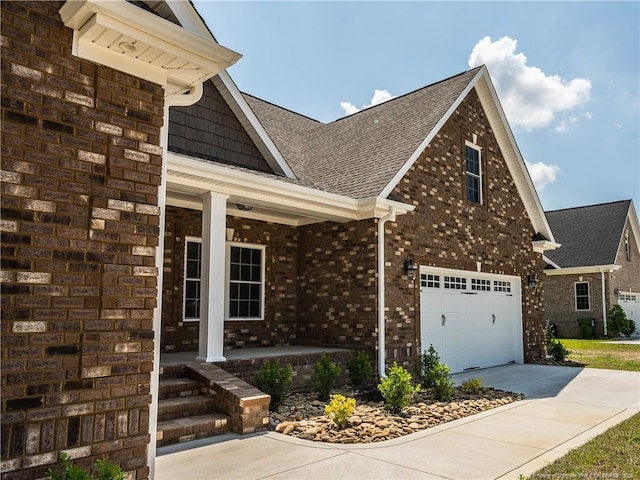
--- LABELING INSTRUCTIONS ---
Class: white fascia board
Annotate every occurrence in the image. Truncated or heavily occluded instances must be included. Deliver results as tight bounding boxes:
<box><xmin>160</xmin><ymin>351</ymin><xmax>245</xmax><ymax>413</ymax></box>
<box><xmin>542</xmin><ymin>255</ymin><xmax>561</xmax><ymax>269</ymax></box>
<box><xmin>166</xmin><ymin>0</ymin><xmax>215</xmax><ymax>41</ymax></box>
<box><xmin>167</xmin><ymin>152</ymin><xmax>413</xmax><ymax>222</ymax></box>
<box><xmin>625</xmin><ymin>202</ymin><xmax>640</xmax><ymax>254</ymax></box>
<box><xmin>474</xmin><ymin>70</ymin><xmax>556</xmax><ymax>244</ymax></box>
<box><xmin>533</xmin><ymin>240</ymin><xmax>561</xmax><ymax>253</ymax></box>
<box><xmin>378</xmin><ymin>69</ymin><xmax>484</xmax><ymax>200</ymax></box>
<box><xmin>213</xmin><ymin>73</ymin><xmax>297</xmax><ymax>180</ymax></box>
<box><xmin>543</xmin><ymin>264</ymin><xmax>621</xmax><ymax>276</ymax></box>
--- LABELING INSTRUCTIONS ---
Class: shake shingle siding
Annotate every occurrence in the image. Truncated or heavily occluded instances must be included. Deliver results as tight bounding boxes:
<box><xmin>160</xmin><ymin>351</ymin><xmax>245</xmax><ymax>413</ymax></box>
<box><xmin>169</xmin><ymin>81</ymin><xmax>273</xmax><ymax>173</ymax></box>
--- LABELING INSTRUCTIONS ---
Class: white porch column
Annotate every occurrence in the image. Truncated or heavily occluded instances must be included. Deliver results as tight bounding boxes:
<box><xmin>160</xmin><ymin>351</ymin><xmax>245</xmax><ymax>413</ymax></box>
<box><xmin>196</xmin><ymin>191</ymin><xmax>229</xmax><ymax>362</ymax></box>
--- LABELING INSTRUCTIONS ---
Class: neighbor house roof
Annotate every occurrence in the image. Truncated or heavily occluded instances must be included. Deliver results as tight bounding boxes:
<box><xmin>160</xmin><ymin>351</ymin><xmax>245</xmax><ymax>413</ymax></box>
<box><xmin>545</xmin><ymin>200</ymin><xmax>633</xmax><ymax>268</ymax></box>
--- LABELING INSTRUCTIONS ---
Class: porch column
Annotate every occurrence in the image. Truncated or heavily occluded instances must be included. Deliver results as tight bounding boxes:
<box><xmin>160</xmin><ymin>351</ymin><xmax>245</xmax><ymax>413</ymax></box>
<box><xmin>196</xmin><ymin>191</ymin><xmax>229</xmax><ymax>362</ymax></box>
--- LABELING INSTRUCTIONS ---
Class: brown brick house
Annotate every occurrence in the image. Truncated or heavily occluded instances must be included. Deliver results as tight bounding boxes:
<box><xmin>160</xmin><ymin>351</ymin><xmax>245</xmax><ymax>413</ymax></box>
<box><xmin>543</xmin><ymin>200</ymin><xmax>640</xmax><ymax>338</ymax></box>
<box><xmin>2</xmin><ymin>0</ymin><xmax>558</xmax><ymax>478</ymax></box>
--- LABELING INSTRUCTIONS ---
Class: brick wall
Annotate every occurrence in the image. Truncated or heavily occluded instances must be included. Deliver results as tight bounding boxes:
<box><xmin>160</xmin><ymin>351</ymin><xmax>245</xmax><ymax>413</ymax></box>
<box><xmin>1</xmin><ymin>2</ymin><xmax>163</xmax><ymax>478</ymax></box>
<box><xmin>296</xmin><ymin>220</ymin><xmax>379</xmax><ymax>352</ymax></box>
<box><xmin>610</xmin><ymin>217</ymin><xmax>640</xmax><ymax>296</ymax></box>
<box><xmin>160</xmin><ymin>208</ymin><xmax>299</xmax><ymax>352</ymax></box>
<box><xmin>387</xmin><ymin>88</ymin><xmax>546</xmax><ymax>367</ymax></box>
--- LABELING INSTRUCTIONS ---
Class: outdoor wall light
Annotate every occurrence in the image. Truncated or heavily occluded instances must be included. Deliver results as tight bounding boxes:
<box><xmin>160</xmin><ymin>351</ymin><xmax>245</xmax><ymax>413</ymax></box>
<box><xmin>527</xmin><ymin>273</ymin><xmax>538</xmax><ymax>289</ymax></box>
<box><xmin>236</xmin><ymin>204</ymin><xmax>253</xmax><ymax>211</ymax></box>
<box><xmin>404</xmin><ymin>255</ymin><xmax>418</xmax><ymax>280</ymax></box>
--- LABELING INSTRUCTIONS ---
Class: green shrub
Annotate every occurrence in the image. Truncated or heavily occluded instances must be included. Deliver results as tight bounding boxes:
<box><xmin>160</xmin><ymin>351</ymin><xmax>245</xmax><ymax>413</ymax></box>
<box><xmin>430</xmin><ymin>363</ymin><xmax>455</xmax><ymax>401</ymax></box>
<box><xmin>416</xmin><ymin>344</ymin><xmax>442</xmax><ymax>388</ymax></box>
<box><xmin>543</xmin><ymin>320</ymin><xmax>556</xmax><ymax>349</ymax></box>
<box><xmin>46</xmin><ymin>453</ymin><xmax>125</xmax><ymax>480</ymax></box>
<box><xmin>378</xmin><ymin>362</ymin><xmax>417</xmax><ymax>413</ymax></box>
<box><xmin>324</xmin><ymin>394</ymin><xmax>356</xmax><ymax>429</ymax></box>
<box><xmin>313</xmin><ymin>353</ymin><xmax>341</xmax><ymax>401</ymax></box>
<box><xmin>609</xmin><ymin>304</ymin><xmax>636</xmax><ymax>337</ymax></box>
<box><xmin>548</xmin><ymin>338</ymin><xmax>571</xmax><ymax>361</ymax></box>
<box><xmin>460</xmin><ymin>377</ymin><xmax>484</xmax><ymax>395</ymax></box>
<box><xmin>254</xmin><ymin>360</ymin><xmax>293</xmax><ymax>410</ymax></box>
<box><xmin>346</xmin><ymin>350</ymin><xmax>373</xmax><ymax>387</ymax></box>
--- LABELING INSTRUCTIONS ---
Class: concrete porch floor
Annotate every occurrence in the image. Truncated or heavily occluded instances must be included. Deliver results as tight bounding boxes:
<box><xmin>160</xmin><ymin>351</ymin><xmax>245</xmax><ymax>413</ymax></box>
<box><xmin>160</xmin><ymin>345</ymin><xmax>350</xmax><ymax>366</ymax></box>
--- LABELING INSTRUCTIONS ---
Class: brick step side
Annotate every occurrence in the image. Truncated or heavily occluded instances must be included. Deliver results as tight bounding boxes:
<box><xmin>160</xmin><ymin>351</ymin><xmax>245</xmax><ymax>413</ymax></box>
<box><xmin>158</xmin><ymin>395</ymin><xmax>216</xmax><ymax>422</ymax></box>
<box><xmin>157</xmin><ymin>413</ymin><xmax>229</xmax><ymax>447</ymax></box>
<box><xmin>159</xmin><ymin>377</ymin><xmax>202</xmax><ymax>400</ymax></box>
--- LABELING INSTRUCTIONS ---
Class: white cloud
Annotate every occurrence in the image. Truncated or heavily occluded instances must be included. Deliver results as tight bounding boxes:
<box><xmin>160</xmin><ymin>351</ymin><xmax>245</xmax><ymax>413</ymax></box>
<box><xmin>469</xmin><ymin>36</ymin><xmax>591</xmax><ymax>131</ymax></box>
<box><xmin>526</xmin><ymin>161</ymin><xmax>561</xmax><ymax>190</ymax></box>
<box><xmin>341</xmin><ymin>89</ymin><xmax>394</xmax><ymax>116</ymax></box>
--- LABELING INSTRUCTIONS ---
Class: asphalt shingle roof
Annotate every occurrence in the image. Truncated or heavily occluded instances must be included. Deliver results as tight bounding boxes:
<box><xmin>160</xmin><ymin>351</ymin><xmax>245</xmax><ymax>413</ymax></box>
<box><xmin>545</xmin><ymin>200</ymin><xmax>631</xmax><ymax>268</ymax></box>
<box><xmin>243</xmin><ymin>67</ymin><xmax>481</xmax><ymax>199</ymax></box>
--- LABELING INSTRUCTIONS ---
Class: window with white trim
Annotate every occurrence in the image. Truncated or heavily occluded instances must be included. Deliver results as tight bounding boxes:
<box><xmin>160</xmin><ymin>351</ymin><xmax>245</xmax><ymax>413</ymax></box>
<box><xmin>494</xmin><ymin>280</ymin><xmax>511</xmax><ymax>293</ymax></box>
<box><xmin>625</xmin><ymin>230</ymin><xmax>630</xmax><ymax>262</ymax></box>
<box><xmin>575</xmin><ymin>282</ymin><xmax>590</xmax><ymax>311</ymax></box>
<box><xmin>444</xmin><ymin>276</ymin><xmax>467</xmax><ymax>290</ymax></box>
<box><xmin>420</xmin><ymin>274</ymin><xmax>440</xmax><ymax>288</ymax></box>
<box><xmin>471</xmin><ymin>278</ymin><xmax>491</xmax><ymax>291</ymax></box>
<box><xmin>183</xmin><ymin>237</ymin><xmax>202</xmax><ymax>321</ymax></box>
<box><xmin>465</xmin><ymin>143</ymin><xmax>482</xmax><ymax>204</ymax></box>
<box><xmin>226</xmin><ymin>243</ymin><xmax>265</xmax><ymax>320</ymax></box>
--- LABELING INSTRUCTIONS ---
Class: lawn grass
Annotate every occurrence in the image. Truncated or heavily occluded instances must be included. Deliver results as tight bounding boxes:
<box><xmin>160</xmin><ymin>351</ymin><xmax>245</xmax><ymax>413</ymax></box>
<box><xmin>559</xmin><ymin>339</ymin><xmax>640</xmax><ymax>372</ymax></box>
<box><xmin>528</xmin><ymin>411</ymin><xmax>640</xmax><ymax>480</ymax></box>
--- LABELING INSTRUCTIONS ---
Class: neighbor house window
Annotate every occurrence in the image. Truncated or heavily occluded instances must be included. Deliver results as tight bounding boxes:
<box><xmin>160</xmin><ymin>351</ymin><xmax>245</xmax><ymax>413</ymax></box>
<box><xmin>575</xmin><ymin>282</ymin><xmax>590</xmax><ymax>311</ymax></box>
<box><xmin>226</xmin><ymin>243</ymin><xmax>265</xmax><ymax>320</ymax></box>
<box><xmin>625</xmin><ymin>230</ymin><xmax>630</xmax><ymax>262</ymax></box>
<box><xmin>184</xmin><ymin>237</ymin><xmax>202</xmax><ymax>321</ymax></box>
<box><xmin>465</xmin><ymin>143</ymin><xmax>482</xmax><ymax>204</ymax></box>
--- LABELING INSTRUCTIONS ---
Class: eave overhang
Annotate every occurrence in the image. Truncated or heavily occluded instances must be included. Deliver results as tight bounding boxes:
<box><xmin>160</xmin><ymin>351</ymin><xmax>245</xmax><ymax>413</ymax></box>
<box><xmin>59</xmin><ymin>0</ymin><xmax>241</xmax><ymax>96</ymax></box>
<box><xmin>543</xmin><ymin>264</ymin><xmax>621</xmax><ymax>276</ymax></box>
<box><xmin>533</xmin><ymin>240</ymin><xmax>561</xmax><ymax>253</ymax></box>
<box><xmin>166</xmin><ymin>153</ymin><xmax>415</xmax><ymax>226</ymax></box>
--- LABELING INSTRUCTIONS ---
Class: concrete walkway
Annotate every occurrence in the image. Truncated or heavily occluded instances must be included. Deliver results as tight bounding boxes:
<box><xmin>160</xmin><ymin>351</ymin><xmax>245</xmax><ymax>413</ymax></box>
<box><xmin>155</xmin><ymin>364</ymin><xmax>639</xmax><ymax>480</ymax></box>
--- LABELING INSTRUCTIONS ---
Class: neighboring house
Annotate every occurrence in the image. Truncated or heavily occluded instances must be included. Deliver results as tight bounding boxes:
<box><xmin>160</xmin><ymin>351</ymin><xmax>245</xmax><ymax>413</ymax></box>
<box><xmin>544</xmin><ymin>200</ymin><xmax>640</xmax><ymax>337</ymax></box>
<box><xmin>1</xmin><ymin>1</ymin><xmax>558</xmax><ymax>479</ymax></box>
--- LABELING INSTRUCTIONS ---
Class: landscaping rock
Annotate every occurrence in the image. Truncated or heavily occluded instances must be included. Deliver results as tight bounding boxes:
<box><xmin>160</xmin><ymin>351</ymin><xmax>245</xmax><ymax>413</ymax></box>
<box><xmin>269</xmin><ymin>386</ymin><xmax>524</xmax><ymax>444</ymax></box>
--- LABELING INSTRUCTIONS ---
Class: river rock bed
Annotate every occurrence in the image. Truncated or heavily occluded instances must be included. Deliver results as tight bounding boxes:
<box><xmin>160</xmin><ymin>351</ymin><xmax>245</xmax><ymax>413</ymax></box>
<box><xmin>270</xmin><ymin>387</ymin><xmax>524</xmax><ymax>444</ymax></box>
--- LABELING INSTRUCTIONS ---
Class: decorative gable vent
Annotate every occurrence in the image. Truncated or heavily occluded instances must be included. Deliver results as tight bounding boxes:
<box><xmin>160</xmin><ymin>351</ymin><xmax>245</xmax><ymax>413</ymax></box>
<box><xmin>59</xmin><ymin>0</ymin><xmax>241</xmax><ymax>96</ymax></box>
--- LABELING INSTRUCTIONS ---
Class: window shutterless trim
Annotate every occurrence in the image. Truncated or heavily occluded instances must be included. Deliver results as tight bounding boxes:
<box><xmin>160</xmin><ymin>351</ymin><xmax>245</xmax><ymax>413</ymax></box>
<box><xmin>225</xmin><ymin>242</ymin><xmax>266</xmax><ymax>321</ymax></box>
<box><xmin>465</xmin><ymin>140</ymin><xmax>483</xmax><ymax>205</ymax></box>
<box><xmin>574</xmin><ymin>281</ymin><xmax>590</xmax><ymax>311</ymax></box>
<box><xmin>183</xmin><ymin>236</ymin><xmax>202</xmax><ymax>322</ymax></box>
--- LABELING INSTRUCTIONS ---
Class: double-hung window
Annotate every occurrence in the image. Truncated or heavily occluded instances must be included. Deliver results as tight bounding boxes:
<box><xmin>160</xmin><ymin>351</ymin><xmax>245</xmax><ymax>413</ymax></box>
<box><xmin>465</xmin><ymin>143</ymin><xmax>482</xmax><ymax>204</ymax></box>
<box><xmin>184</xmin><ymin>237</ymin><xmax>202</xmax><ymax>321</ymax></box>
<box><xmin>226</xmin><ymin>243</ymin><xmax>265</xmax><ymax>320</ymax></box>
<box><xmin>575</xmin><ymin>282</ymin><xmax>590</xmax><ymax>311</ymax></box>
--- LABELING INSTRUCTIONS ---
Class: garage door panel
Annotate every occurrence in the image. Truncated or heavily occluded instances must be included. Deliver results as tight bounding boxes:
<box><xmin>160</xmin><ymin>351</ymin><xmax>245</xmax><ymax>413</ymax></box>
<box><xmin>420</xmin><ymin>268</ymin><xmax>523</xmax><ymax>373</ymax></box>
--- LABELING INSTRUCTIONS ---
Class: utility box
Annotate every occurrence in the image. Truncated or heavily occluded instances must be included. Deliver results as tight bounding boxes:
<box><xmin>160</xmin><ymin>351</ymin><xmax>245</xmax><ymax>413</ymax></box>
<box><xmin>578</xmin><ymin>318</ymin><xmax>595</xmax><ymax>339</ymax></box>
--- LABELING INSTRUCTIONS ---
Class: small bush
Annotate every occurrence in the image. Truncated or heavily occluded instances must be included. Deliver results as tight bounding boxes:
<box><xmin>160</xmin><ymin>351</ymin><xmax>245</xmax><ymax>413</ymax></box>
<box><xmin>430</xmin><ymin>363</ymin><xmax>455</xmax><ymax>401</ymax></box>
<box><xmin>548</xmin><ymin>338</ymin><xmax>571</xmax><ymax>361</ymax></box>
<box><xmin>543</xmin><ymin>320</ymin><xmax>556</xmax><ymax>349</ymax></box>
<box><xmin>622</xmin><ymin>319</ymin><xmax>637</xmax><ymax>337</ymax></box>
<box><xmin>460</xmin><ymin>377</ymin><xmax>484</xmax><ymax>395</ymax></box>
<box><xmin>254</xmin><ymin>360</ymin><xmax>293</xmax><ymax>410</ymax></box>
<box><xmin>346</xmin><ymin>350</ymin><xmax>373</xmax><ymax>387</ymax></box>
<box><xmin>416</xmin><ymin>344</ymin><xmax>440</xmax><ymax>388</ymax></box>
<box><xmin>313</xmin><ymin>353</ymin><xmax>341</xmax><ymax>401</ymax></box>
<box><xmin>46</xmin><ymin>453</ymin><xmax>125</xmax><ymax>480</ymax></box>
<box><xmin>324</xmin><ymin>394</ymin><xmax>356</xmax><ymax>429</ymax></box>
<box><xmin>378</xmin><ymin>362</ymin><xmax>418</xmax><ymax>413</ymax></box>
<box><xmin>608</xmin><ymin>304</ymin><xmax>636</xmax><ymax>337</ymax></box>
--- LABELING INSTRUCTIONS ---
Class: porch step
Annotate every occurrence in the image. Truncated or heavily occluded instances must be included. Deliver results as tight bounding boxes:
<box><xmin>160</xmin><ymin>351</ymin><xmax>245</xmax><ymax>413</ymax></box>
<box><xmin>158</xmin><ymin>395</ymin><xmax>216</xmax><ymax>421</ymax></box>
<box><xmin>156</xmin><ymin>413</ymin><xmax>229</xmax><ymax>447</ymax></box>
<box><xmin>158</xmin><ymin>377</ymin><xmax>202</xmax><ymax>400</ymax></box>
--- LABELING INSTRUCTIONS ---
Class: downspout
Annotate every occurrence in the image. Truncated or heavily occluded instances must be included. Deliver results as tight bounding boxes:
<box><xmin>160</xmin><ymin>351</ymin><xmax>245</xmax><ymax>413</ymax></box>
<box><xmin>600</xmin><ymin>268</ymin><xmax>608</xmax><ymax>337</ymax></box>
<box><xmin>377</xmin><ymin>207</ymin><xmax>397</xmax><ymax>378</ymax></box>
<box><xmin>149</xmin><ymin>83</ymin><xmax>204</xmax><ymax>479</ymax></box>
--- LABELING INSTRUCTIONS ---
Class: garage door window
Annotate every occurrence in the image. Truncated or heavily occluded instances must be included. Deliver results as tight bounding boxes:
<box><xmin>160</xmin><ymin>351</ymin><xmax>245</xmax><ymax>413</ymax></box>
<box><xmin>471</xmin><ymin>278</ymin><xmax>491</xmax><ymax>291</ymax></box>
<box><xmin>444</xmin><ymin>276</ymin><xmax>466</xmax><ymax>290</ymax></box>
<box><xmin>421</xmin><ymin>274</ymin><xmax>440</xmax><ymax>288</ymax></box>
<box><xmin>575</xmin><ymin>282</ymin><xmax>590</xmax><ymax>311</ymax></box>
<box><xmin>494</xmin><ymin>280</ymin><xmax>511</xmax><ymax>293</ymax></box>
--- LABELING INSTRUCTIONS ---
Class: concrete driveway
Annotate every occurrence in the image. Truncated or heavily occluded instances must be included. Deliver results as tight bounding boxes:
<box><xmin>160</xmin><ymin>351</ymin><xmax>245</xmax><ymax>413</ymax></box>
<box><xmin>155</xmin><ymin>364</ymin><xmax>639</xmax><ymax>480</ymax></box>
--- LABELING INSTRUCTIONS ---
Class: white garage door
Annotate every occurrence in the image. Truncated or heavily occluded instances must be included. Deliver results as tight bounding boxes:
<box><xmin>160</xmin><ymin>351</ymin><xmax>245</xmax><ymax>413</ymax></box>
<box><xmin>618</xmin><ymin>294</ymin><xmax>640</xmax><ymax>335</ymax></box>
<box><xmin>420</xmin><ymin>267</ymin><xmax>524</xmax><ymax>373</ymax></box>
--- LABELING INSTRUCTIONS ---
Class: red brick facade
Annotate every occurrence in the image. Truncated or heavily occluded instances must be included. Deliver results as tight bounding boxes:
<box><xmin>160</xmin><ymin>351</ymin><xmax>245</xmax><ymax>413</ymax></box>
<box><xmin>1</xmin><ymin>2</ymin><xmax>162</xmax><ymax>477</ymax></box>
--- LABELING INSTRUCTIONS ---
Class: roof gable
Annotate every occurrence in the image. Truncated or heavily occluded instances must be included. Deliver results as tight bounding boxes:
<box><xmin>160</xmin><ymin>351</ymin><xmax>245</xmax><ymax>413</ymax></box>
<box><xmin>545</xmin><ymin>200</ymin><xmax>633</xmax><ymax>268</ymax></box>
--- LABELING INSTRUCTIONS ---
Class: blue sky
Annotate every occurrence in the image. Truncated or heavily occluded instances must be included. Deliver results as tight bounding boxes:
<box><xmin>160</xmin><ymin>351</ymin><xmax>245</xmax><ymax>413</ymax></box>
<box><xmin>193</xmin><ymin>1</ymin><xmax>639</xmax><ymax>212</ymax></box>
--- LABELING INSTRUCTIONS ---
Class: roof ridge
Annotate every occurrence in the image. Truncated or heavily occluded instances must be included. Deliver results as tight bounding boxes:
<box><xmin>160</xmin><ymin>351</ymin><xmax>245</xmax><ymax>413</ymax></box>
<box><xmin>545</xmin><ymin>199</ymin><xmax>631</xmax><ymax>214</ymax></box>
<box><xmin>241</xmin><ymin>92</ymin><xmax>324</xmax><ymax>124</ymax></box>
<box><xmin>327</xmin><ymin>66</ymin><xmax>483</xmax><ymax>125</ymax></box>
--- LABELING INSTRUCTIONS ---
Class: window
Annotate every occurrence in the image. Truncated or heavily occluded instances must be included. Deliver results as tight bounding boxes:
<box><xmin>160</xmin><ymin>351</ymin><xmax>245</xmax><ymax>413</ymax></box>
<box><xmin>465</xmin><ymin>144</ymin><xmax>482</xmax><ymax>204</ymax></box>
<box><xmin>420</xmin><ymin>274</ymin><xmax>440</xmax><ymax>288</ymax></box>
<box><xmin>575</xmin><ymin>282</ymin><xmax>590</xmax><ymax>311</ymax></box>
<box><xmin>625</xmin><ymin>230</ymin><xmax>630</xmax><ymax>262</ymax></box>
<box><xmin>227</xmin><ymin>243</ymin><xmax>265</xmax><ymax>320</ymax></box>
<box><xmin>471</xmin><ymin>278</ymin><xmax>491</xmax><ymax>291</ymax></box>
<box><xmin>444</xmin><ymin>276</ymin><xmax>466</xmax><ymax>290</ymax></box>
<box><xmin>493</xmin><ymin>280</ymin><xmax>512</xmax><ymax>293</ymax></box>
<box><xmin>184</xmin><ymin>237</ymin><xmax>202</xmax><ymax>321</ymax></box>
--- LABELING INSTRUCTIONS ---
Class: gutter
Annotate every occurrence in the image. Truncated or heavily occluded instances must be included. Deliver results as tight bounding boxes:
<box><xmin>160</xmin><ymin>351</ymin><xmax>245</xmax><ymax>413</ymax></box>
<box><xmin>600</xmin><ymin>268</ymin><xmax>608</xmax><ymax>337</ymax></box>
<box><xmin>377</xmin><ymin>207</ymin><xmax>397</xmax><ymax>378</ymax></box>
<box><xmin>149</xmin><ymin>83</ymin><xmax>204</xmax><ymax>479</ymax></box>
